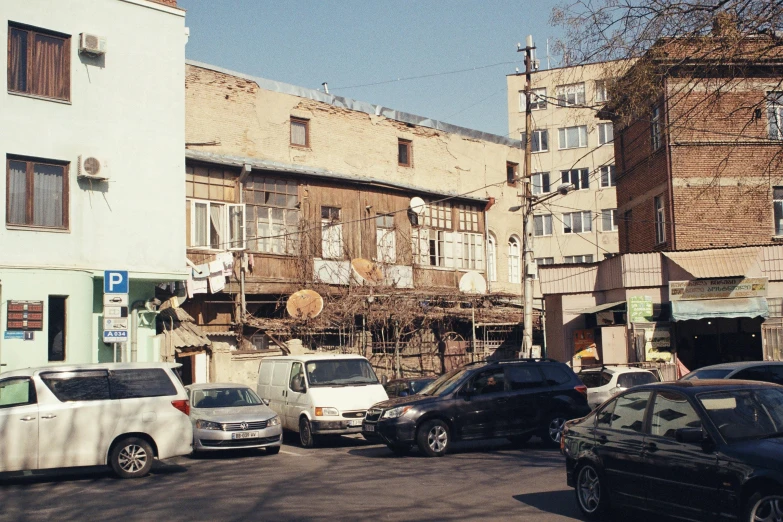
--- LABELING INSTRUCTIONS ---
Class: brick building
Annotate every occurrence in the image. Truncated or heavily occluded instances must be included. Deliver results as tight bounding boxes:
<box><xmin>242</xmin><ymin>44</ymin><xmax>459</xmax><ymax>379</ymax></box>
<box><xmin>605</xmin><ymin>34</ymin><xmax>783</xmax><ymax>253</ymax></box>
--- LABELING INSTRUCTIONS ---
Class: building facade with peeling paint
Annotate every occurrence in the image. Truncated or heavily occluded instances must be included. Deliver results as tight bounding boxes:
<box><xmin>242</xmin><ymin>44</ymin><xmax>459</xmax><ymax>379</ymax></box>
<box><xmin>175</xmin><ymin>62</ymin><xmax>535</xmax><ymax>382</ymax></box>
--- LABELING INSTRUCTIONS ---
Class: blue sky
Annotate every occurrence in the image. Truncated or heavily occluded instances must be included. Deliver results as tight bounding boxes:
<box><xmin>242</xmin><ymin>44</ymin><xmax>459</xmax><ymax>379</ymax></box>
<box><xmin>178</xmin><ymin>1</ymin><xmax>564</xmax><ymax>137</ymax></box>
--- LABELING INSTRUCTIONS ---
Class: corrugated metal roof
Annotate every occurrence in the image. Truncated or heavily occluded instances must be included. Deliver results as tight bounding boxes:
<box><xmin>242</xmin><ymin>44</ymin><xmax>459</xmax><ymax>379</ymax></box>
<box><xmin>185</xmin><ymin>150</ymin><xmax>488</xmax><ymax>205</ymax></box>
<box><xmin>663</xmin><ymin>247</ymin><xmax>762</xmax><ymax>278</ymax></box>
<box><xmin>158</xmin><ymin>308</ymin><xmax>211</xmax><ymax>350</ymax></box>
<box><xmin>539</xmin><ymin>264</ymin><xmax>599</xmax><ymax>295</ymax></box>
<box><xmin>761</xmin><ymin>244</ymin><xmax>783</xmax><ymax>280</ymax></box>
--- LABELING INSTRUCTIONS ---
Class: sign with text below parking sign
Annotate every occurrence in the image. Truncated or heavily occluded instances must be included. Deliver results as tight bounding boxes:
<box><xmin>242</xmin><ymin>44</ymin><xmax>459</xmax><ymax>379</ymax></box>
<box><xmin>104</xmin><ymin>270</ymin><xmax>129</xmax><ymax>294</ymax></box>
<box><xmin>103</xmin><ymin>330</ymin><xmax>128</xmax><ymax>342</ymax></box>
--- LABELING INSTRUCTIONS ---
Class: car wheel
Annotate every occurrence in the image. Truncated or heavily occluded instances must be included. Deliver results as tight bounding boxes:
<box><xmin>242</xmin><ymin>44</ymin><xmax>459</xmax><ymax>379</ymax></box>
<box><xmin>508</xmin><ymin>434</ymin><xmax>533</xmax><ymax>446</ymax></box>
<box><xmin>417</xmin><ymin>419</ymin><xmax>449</xmax><ymax>457</ymax></box>
<box><xmin>299</xmin><ymin>417</ymin><xmax>316</xmax><ymax>448</ymax></box>
<box><xmin>266</xmin><ymin>446</ymin><xmax>281</xmax><ymax>455</ymax></box>
<box><xmin>745</xmin><ymin>489</ymin><xmax>783</xmax><ymax>522</ymax></box>
<box><xmin>541</xmin><ymin>413</ymin><xmax>568</xmax><ymax>448</ymax></box>
<box><xmin>388</xmin><ymin>444</ymin><xmax>411</xmax><ymax>457</ymax></box>
<box><xmin>575</xmin><ymin>463</ymin><xmax>609</xmax><ymax>520</ymax></box>
<box><xmin>110</xmin><ymin>436</ymin><xmax>154</xmax><ymax>479</ymax></box>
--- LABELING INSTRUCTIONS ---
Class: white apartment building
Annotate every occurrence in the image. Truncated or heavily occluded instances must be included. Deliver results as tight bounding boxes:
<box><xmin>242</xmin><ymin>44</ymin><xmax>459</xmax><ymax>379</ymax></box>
<box><xmin>0</xmin><ymin>0</ymin><xmax>188</xmax><ymax>371</ymax></box>
<box><xmin>507</xmin><ymin>62</ymin><xmax>623</xmax><ymax>295</ymax></box>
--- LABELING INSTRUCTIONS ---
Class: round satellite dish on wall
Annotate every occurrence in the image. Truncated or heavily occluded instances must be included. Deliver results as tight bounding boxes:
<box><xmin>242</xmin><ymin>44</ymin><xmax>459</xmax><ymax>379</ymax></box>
<box><xmin>286</xmin><ymin>289</ymin><xmax>324</xmax><ymax>319</ymax></box>
<box><xmin>459</xmin><ymin>271</ymin><xmax>487</xmax><ymax>295</ymax></box>
<box><xmin>409</xmin><ymin>196</ymin><xmax>426</xmax><ymax>216</ymax></box>
<box><xmin>351</xmin><ymin>258</ymin><xmax>384</xmax><ymax>285</ymax></box>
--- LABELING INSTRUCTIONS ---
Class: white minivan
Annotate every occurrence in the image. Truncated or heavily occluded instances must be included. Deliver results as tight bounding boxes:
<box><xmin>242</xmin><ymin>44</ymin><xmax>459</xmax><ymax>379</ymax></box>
<box><xmin>256</xmin><ymin>354</ymin><xmax>387</xmax><ymax>447</ymax></box>
<box><xmin>0</xmin><ymin>362</ymin><xmax>193</xmax><ymax>478</ymax></box>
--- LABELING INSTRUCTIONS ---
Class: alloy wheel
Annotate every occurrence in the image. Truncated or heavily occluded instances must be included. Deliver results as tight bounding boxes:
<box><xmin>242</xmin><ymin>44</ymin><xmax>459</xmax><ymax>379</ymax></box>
<box><xmin>577</xmin><ymin>466</ymin><xmax>601</xmax><ymax>513</ymax></box>
<box><xmin>752</xmin><ymin>495</ymin><xmax>783</xmax><ymax>522</ymax></box>
<box><xmin>118</xmin><ymin>444</ymin><xmax>148</xmax><ymax>474</ymax></box>
<box><xmin>427</xmin><ymin>425</ymin><xmax>448</xmax><ymax>452</ymax></box>
<box><xmin>548</xmin><ymin>417</ymin><xmax>566</xmax><ymax>444</ymax></box>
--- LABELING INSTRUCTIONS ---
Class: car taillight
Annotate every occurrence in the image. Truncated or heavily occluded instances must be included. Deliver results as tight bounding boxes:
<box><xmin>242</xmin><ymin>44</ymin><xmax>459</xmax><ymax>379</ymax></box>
<box><xmin>574</xmin><ymin>384</ymin><xmax>588</xmax><ymax>398</ymax></box>
<box><xmin>171</xmin><ymin>399</ymin><xmax>190</xmax><ymax>416</ymax></box>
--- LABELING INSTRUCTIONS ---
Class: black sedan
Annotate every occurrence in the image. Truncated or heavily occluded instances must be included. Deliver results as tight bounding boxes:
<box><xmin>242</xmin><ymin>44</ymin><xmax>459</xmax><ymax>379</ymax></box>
<box><xmin>561</xmin><ymin>380</ymin><xmax>783</xmax><ymax>521</ymax></box>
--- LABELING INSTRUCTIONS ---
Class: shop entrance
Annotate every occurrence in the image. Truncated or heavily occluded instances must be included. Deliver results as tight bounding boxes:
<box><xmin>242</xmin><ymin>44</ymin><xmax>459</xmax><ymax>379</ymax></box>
<box><xmin>675</xmin><ymin>317</ymin><xmax>763</xmax><ymax>370</ymax></box>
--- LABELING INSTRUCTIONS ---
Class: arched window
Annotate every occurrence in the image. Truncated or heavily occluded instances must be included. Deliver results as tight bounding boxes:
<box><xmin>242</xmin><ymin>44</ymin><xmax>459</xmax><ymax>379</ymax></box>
<box><xmin>508</xmin><ymin>236</ymin><xmax>520</xmax><ymax>284</ymax></box>
<box><xmin>487</xmin><ymin>233</ymin><xmax>497</xmax><ymax>282</ymax></box>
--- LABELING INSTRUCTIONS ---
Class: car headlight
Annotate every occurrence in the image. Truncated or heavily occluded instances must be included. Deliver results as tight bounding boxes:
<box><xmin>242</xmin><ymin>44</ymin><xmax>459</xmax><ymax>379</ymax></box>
<box><xmin>195</xmin><ymin>419</ymin><xmax>223</xmax><ymax>430</ymax></box>
<box><xmin>267</xmin><ymin>415</ymin><xmax>280</xmax><ymax>426</ymax></box>
<box><xmin>382</xmin><ymin>406</ymin><xmax>412</xmax><ymax>419</ymax></box>
<box><xmin>315</xmin><ymin>407</ymin><xmax>339</xmax><ymax>416</ymax></box>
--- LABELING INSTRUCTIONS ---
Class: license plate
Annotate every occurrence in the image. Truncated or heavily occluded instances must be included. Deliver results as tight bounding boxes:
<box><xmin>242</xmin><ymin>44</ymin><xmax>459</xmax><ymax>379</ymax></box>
<box><xmin>232</xmin><ymin>431</ymin><xmax>259</xmax><ymax>439</ymax></box>
<box><xmin>348</xmin><ymin>419</ymin><xmax>363</xmax><ymax>427</ymax></box>
<box><xmin>364</xmin><ymin>424</ymin><xmax>375</xmax><ymax>432</ymax></box>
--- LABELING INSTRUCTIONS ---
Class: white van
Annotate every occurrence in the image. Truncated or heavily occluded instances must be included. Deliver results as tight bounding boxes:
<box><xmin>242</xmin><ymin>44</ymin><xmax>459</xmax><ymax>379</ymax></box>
<box><xmin>256</xmin><ymin>354</ymin><xmax>387</xmax><ymax>447</ymax></box>
<box><xmin>0</xmin><ymin>362</ymin><xmax>193</xmax><ymax>478</ymax></box>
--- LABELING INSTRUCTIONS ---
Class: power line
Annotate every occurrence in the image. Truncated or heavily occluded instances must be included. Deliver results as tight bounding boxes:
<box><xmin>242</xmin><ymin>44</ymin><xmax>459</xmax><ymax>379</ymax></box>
<box><xmin>330</xmin><ymin>61</ymin><xmax>520</xmax><ymax>91</ymax></box>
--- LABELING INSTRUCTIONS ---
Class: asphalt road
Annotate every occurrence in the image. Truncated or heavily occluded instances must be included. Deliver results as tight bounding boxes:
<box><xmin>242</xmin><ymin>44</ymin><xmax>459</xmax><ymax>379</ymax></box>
<box><xmin>0</xmin><ymin>435</ymin><xmax>589</xmax><ymax>522</ymax></box>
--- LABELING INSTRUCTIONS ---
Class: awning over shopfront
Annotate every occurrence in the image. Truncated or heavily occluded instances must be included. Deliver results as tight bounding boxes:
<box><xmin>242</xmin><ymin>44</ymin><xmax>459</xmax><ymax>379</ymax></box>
<box><xmin>578</xmin><ymin>301</ymin><xmax>626</xmax><ymax>314</ymax></box>
<box><xmin>671</xmin><ymin>297</ymin><xmax>769</xmax><ymax>321</ymax></box>
<box><xmin>663</xmin><ymin>248</ymin><xmax>762</xmax><ymax>278</ymax></box>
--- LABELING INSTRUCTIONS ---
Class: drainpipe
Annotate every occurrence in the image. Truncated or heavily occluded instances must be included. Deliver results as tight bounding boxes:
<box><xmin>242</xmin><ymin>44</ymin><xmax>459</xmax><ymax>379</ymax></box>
<box><xmin>663</xmin><ymin>79</ymin><xmax>676</xmax><ymax>250</ymax></box>
<box><xmin>130</xmin><ymin>300</ymin><xmax>146</xmax><ymax>363</ymax></box>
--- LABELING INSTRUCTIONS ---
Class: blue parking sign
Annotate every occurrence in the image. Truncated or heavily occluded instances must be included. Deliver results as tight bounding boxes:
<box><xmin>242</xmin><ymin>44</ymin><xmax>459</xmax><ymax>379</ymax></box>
<box><xmin>104</xmin><ymin>271</ymin><xmax>129</xmax><ymax>294</ymax></box>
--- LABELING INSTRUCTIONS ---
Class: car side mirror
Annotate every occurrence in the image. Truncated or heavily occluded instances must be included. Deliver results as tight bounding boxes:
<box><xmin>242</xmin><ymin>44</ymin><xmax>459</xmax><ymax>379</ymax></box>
<box><xmin>381</xmin><ymin>375</ymin><xmax>388</xmax><ymax>385</ymax></box>
<box><xmin>675</xmin><ymin>427</ymin><xmax>704</xmax><ymax>444</ymax></box>
<box><xmin>292</xmin><ymin>376</ymin><xmax>306</xmax><ymax>393</ymax></box>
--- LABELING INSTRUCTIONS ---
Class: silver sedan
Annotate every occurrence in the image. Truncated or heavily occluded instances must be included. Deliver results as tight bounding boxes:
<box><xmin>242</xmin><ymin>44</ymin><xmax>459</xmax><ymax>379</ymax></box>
<box><xmin>186</xmin><ymin>383</ymin><xmax>283</xmax><ymax>453</ymax></box>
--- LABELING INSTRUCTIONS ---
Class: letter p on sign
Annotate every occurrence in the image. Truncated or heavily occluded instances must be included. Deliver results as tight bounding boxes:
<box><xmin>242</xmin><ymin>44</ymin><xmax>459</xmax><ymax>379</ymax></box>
<box><xmin>104</xmin><ymin>270</ymin><xmax>129</xmax><ymax>294</ymax></box>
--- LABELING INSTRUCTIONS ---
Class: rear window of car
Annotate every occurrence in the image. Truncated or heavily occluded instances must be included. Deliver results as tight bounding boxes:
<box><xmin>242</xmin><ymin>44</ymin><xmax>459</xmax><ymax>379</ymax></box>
<box><xmin>617</xmin><ymin>372</ymin><xmax>658</xmax><ymax>388</ymax></box>
<box><xmin>109</xmin><ymin>369</ymin><xmax>177</xmax><ymax>399</ymax></box>
<box><xmin>541</xmin><ymin>365</ymin><xmax>573</xmax><ymax>386</ymax></box>
<box><xmin>682</xmin><ymin>369</ymin><xmax>733</xmax><ymax>380</ymax></box>
<box><xmin>579</xmin><ymin>371</ymin><xmax>612</xmax><ymax>388</ymax></box>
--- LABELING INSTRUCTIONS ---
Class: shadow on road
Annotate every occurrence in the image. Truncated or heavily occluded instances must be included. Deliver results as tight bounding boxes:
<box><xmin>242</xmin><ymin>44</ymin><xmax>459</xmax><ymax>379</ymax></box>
<box><xmin>513</xmin><ymin>490</ymin><xmax>585</xmax><ymax>520</ymax></box>
<box><xmin>0</xmin><ymin>459</ymin><xmax>187</xmax><ymax>486</ymax></box>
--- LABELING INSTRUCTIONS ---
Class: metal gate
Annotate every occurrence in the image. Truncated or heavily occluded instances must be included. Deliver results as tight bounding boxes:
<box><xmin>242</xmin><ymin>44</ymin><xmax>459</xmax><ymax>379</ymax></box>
<box><xmin>763</xmin><ymin>318</ymin><xmax>783</xmax><ymax>361</ymax></box>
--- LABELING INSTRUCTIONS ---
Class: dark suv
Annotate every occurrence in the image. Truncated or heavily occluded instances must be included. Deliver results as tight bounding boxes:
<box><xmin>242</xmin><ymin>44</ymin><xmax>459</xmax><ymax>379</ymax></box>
<box><xmin>362</xmin><ymin>359</ymin><xmax>590</xmax><ymax>457</ymax></box>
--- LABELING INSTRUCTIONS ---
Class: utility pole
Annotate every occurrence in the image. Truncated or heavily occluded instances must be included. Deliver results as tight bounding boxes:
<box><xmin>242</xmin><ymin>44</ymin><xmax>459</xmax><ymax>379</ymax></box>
<box><xmin>518</xmin><ymin>35</ymin><xmax>535</xmax><ymax>358</ymax></box>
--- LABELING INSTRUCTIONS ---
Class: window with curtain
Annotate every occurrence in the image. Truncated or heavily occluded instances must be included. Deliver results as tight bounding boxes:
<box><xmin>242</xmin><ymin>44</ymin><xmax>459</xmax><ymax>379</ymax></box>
<box><xmin>487</xmin><ymin>234</ymin><xmax>497</xmax><ymax>282</ymax></box>
<box><xmin>558</xmin><ymin>126</ymin><xmax>588</xmax><ymax>149</ymax></box>
<box><xmin>291</xmin><ymin>117</ymin><xmax>309</xmax><ymax>147</ymax></box>
<box><xmin>508</xmin><ymin>236</ymin><xmax>520</xmax><ymax>284</ymax></box>
<box><xmin>7</xmin><ymin>158</ymin><xmax>67</xmax><ymax>229</ymax></box>
<box><xmin>555</xmin><ymin>83</ymin><xmax>585</xmax><ymax>106</ymax></box>
<box><xmin>8</xmin><ymin>24</ymin><xmax>70</xmax><ymax>101</ymax></box>
<box><xmin>532</xmin><ymin>172</ymin><xmax>550</xmax><ymax>195</ymax></box>
<box><xmin>600</xmin><ymin>165</ymin><xmax>616</xmax><ymax>187</ymax></box>
<box><xmin>534</xmin><ymin>214</ymin><xmax>553</xmax><ymax>236</ymax></box>
<box><xmin>563</xmin><ymin>211</ymin><xmax>593</xmax><ymax>234</ymax></box>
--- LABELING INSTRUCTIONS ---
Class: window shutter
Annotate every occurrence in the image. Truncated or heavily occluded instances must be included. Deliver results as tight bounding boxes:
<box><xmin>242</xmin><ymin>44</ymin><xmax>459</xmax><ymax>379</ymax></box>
<box><xmin>444</xmin><ymin>232</ymin><xmax>455</xmax><ymax>268</ymax></box>
<box><xmin>475</xmin><ymin>234</ymin><xmax>484</xmax><ymax>269</ymax></box>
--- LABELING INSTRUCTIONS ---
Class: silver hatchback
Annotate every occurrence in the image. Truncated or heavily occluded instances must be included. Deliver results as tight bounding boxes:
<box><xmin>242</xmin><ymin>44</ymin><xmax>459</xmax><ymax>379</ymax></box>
<box><xmin>186</xmin><ymin>383</ymin><xmax>282</xmax><ymax>453</ymax></box>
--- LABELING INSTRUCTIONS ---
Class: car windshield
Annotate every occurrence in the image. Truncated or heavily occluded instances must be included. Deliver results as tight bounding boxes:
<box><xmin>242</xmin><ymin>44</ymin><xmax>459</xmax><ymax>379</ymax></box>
<box><xmin>682</xmin><ymin>369</ymin><xmax>733</xmax><ymax>380</ymax></box>
<box><xmin>419</xmin><ymin>368</ymin><xmax>467</xmax><ymax>397</ymax></box>
<box><xmin>305</xmin><ymin>359</ymin><xmax>379</xmax><ymax>387</ymax></box>
<box><xmin>192</xmin><ymin>387</ymin><xmax>262</xmax><ymax>408</ymax></box>
<box><xmin>410</xmin><ymin>379</ymin><xmax>434</xmax><ymax>394</ymax></box>
<box><xmin>617</xmin><ymin>372</ymin><xmax>659</xmax><ymax>388</ymax></box>
<box><xmin>698</xmin><ymin>388</ymin><xmax>783</xmax><ymax>442</ymax></box>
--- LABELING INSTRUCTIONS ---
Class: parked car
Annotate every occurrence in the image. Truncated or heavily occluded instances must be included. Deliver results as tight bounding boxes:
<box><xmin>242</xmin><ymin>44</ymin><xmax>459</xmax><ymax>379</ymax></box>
<box><xmin>362</xmin><ymin>358</ymin><xmax>591</xmax><ymax>457</ymax></box>
<box><xmin>562</xmin><ymin>380</ymin><xmax>783</xmax><ymax>521</ymax></box>
<box><xmin>681</xmin><ymin>361</ymin><xmax>783</xmax><ymax>385</ymax></box>
<box><xmin>256</xmin><ymin>353</ymin><xmax>388</xmax><ymax>448</ymax></box>
<box><xmin>0</xmin><ymin>362</ymin><xmax>192</xmax><ymax>478</ymax></box>
<box><xmin>384</xmin><ymin>377</ymin><xmax>435</xmax><ymax>398</ymax></box>
<box><xmin>578</xmin><ymin>366</ymin><xmax>660</xmax><ymax>409</ymax></box>
<box><xmin>186</xmin><ymin>383</ymin><xmax>282</xmax><ymax>453</ymax></box>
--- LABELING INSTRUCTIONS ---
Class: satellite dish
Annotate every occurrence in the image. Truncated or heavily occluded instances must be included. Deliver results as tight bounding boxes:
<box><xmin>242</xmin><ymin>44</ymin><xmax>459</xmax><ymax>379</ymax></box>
<box><xmin>351</xmin><ymin>258</ymin><xmax>384</xmax><ymax>285</ymax></box>
<box><xmin>459</xmin><ymin>271</ymin><xmax>487</xmax><ymax>295</ymax></box>
<box><xmin>409</xmin><ymin>196</ymin><xmax>426</xmax><ymax>216</ymax></box>
<box><xmin>286</xmin><ymin>289</ymin><xmax>324</xmax><ymax>319</ymax></box>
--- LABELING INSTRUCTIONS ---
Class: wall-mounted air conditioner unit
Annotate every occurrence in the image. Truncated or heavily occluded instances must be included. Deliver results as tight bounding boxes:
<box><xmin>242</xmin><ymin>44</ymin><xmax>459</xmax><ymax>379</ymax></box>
<box><xmin>79</xmin><ymin>33</ymin><xmax>107</xmax><ymax>56</ymax></box>
<box><xmin>77</xmin><ymin>155</ymin><xmax>109</xmax><ymax>181</ymax></box>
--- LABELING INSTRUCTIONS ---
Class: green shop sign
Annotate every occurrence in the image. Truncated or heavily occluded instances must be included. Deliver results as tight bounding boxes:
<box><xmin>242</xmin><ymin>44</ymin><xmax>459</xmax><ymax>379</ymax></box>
<box><xmin>628</xmin><ymin>296</ymin><xmax>654</xmax><ymax>323</ymax></box>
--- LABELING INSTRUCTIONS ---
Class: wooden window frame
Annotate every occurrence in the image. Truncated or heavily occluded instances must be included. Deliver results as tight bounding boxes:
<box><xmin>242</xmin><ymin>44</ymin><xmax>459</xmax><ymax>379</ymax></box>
<box><xmin>6</xmin><ymin>156</ymin><xmax>69</xmax><ymax>231</ymax></box>
<box><xmin>398</xmin><ymin>139</ymin><xmax>412</xmax><ymax>167</ymax></box>
<box><xmin>8</xmin><ymin>22</ymin><xmax>71</xmax><ymax>102</ymax></box>
<box><xmin>506</xmin><ymin>162</ymin><xmax>518</xmax><ymax>186</ymax></box>
<box><xmin>290</xmin><ymin>117</ymin><xmax>310</xmax><ymax>148</ymax></box>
